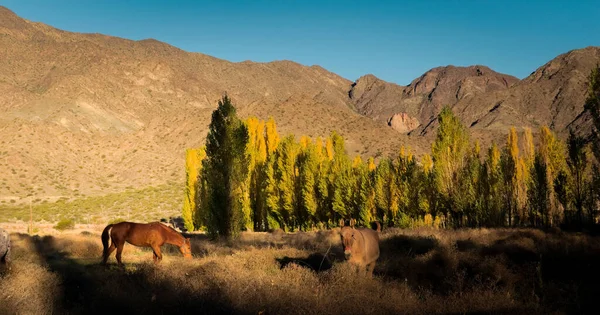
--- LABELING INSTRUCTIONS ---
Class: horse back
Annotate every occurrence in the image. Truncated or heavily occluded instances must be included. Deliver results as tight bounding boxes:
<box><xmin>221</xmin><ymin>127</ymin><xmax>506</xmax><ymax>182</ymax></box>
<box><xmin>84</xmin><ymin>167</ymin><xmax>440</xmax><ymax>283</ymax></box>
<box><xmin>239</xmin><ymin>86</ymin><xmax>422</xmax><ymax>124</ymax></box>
<box><xmin>358</xmin><ymin>228</ymin><xmax>380</xmax><ymax>264</ymax></box>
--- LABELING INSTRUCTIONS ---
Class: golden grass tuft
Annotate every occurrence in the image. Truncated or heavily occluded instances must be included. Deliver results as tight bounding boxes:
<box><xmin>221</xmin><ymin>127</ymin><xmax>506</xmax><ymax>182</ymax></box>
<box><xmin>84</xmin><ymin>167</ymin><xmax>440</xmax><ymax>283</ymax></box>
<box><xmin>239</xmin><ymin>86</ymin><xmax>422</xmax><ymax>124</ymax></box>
<box><xmin>0</xmin><ymin>262</ymin><xmax>62</xmax><ymax>315</ymax></box>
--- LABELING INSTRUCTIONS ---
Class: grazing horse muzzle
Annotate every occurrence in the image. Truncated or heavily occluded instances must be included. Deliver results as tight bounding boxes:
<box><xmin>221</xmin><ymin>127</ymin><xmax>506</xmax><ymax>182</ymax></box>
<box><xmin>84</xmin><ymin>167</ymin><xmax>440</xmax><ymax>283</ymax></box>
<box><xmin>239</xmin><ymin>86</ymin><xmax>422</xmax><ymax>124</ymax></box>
<box><xmin>180</xmin><ymin>238</ymin><xmax>192</xmax><ymax>259</ymax></box>
<box><xmin>344</xmin><ymin>247</ymin><xmax>352</xmax><ymax>259</ymax></box>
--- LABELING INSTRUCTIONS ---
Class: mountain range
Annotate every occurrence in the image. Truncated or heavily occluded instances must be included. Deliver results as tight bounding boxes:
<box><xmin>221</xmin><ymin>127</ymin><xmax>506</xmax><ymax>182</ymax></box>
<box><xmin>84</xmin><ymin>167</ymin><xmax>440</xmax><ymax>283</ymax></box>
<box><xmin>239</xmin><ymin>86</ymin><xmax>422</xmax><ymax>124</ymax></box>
<box><xmin>0</xmin><ymin>6</ymin><xmax>598</xmax><ymax>205</ymax></box>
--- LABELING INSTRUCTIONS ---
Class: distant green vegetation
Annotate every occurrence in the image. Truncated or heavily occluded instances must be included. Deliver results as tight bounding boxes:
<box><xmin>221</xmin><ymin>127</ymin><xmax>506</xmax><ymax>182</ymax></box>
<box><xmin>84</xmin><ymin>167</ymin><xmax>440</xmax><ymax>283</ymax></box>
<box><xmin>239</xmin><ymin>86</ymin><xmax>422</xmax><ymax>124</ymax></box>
<box><xmin>54</xmin><ymin>218</ymin><xmax>75</xmax><ymax>231</ymax></box>
<box><xmin>0</xmin><ymin>182</ymin><xmax>183</xmax><ymax>224</ymax></box>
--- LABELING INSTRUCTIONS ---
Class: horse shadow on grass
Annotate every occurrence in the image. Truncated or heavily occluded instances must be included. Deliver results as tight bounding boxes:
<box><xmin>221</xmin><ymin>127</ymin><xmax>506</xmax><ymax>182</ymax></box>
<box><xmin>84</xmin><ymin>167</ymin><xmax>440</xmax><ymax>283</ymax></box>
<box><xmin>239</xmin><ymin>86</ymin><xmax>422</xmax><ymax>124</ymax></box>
<box><xmin>276</xmin><ymin>252</ymin><xmax>337</xmax><ymax>272</ymax></box>
<box><xmin>374</xmin><ymin>234</ymin><xmax>444</xmax><ymax>289</ymax></box>
<box><xmin>26</xmin><ymin>234</ymin><xmax>240</xmax><ymax>315</ymax></box>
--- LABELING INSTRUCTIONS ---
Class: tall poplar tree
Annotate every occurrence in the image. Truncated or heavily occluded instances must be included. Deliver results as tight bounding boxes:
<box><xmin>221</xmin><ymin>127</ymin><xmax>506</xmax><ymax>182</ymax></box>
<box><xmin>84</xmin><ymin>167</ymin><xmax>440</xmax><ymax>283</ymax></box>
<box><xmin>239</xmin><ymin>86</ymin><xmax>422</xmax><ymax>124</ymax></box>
<box><xmin>273</xmin><ymin>135</ymin><xmax>300</xmax><ymax>230</ymax></box>
<box><xmin>182</xmin><ymin>147</ymin><xmax>206</xmax><ymax>231</ymax></box>
<box><xmin>567</xmin><ymin>130</ymin><xmax>588</xmax><ymax>227</ymax></box>
<box><xmin>431</xmin><ymin>106</ymin><xmax>470</xmax><ymax>226</ymax></box>
<box><xmin>203</xmin><ymin>95</ymin><xmax>249</xmax><ymax>239</ymax></box>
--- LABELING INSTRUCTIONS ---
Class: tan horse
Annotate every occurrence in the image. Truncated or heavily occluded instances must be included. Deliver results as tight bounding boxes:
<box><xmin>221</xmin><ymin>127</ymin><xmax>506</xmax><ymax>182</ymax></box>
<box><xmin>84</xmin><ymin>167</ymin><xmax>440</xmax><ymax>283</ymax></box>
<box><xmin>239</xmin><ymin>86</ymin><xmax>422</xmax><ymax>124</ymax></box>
<box><xmin>101</xmin><ymin>221</ymin><xmax>192</xmax><ymax>265</ymax></box>
<box><xmin>339</xmin><ymin>219</ymin><xmax>381</xmax><ymax>277</ymax></box>
<box><xmin>0</xmin><ymin>228</ymin><xmax>11</xmax><ymax>270</ymax></box>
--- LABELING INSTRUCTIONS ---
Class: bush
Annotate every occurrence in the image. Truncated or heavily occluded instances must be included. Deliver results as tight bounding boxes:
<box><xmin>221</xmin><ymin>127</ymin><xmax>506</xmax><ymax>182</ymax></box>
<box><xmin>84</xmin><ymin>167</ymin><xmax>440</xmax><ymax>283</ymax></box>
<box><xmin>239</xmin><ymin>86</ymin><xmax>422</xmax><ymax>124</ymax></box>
<box><xmin>54</xmin><ymin>218</ymin><xmax>75</xmax><ymax>231</ymax></box>
<box><xmin>394</xmin><ymin>212</ymin><xmax>412</xmax><ymax>229</ymax></box>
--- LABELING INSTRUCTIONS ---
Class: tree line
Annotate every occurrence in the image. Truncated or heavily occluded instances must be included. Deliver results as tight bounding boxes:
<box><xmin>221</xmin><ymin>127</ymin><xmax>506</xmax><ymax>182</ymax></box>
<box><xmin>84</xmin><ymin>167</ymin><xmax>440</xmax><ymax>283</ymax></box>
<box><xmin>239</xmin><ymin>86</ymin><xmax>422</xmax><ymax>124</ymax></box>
<box><xmin>183</xmin><ymin>66</ymin><xmax>600</xmax><ymax>238</ymax></box>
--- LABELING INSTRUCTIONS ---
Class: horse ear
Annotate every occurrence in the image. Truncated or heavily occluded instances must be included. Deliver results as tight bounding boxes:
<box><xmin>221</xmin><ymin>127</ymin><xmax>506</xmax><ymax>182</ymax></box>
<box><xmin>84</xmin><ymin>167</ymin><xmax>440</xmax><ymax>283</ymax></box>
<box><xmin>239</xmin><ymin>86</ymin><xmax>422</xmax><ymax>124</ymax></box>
<box><xmin>339</xmin><ymin>218</ymin><xmax>345</xmax><ymax>227</ymax></box>
<box><xmin>350</xmin><ymin>218</ymin><xmax>356</xmax><ymax>228</ymax></box>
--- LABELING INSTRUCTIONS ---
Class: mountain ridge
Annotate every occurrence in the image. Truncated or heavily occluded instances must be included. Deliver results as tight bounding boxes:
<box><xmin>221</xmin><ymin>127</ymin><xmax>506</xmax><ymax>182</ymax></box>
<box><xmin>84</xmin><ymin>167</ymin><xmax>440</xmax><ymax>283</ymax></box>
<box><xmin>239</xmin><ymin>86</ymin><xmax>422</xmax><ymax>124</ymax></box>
<box><xmin>0</xmin><ymin>5</ymin><xmax>598</xmax><ymax>207</ymax></box>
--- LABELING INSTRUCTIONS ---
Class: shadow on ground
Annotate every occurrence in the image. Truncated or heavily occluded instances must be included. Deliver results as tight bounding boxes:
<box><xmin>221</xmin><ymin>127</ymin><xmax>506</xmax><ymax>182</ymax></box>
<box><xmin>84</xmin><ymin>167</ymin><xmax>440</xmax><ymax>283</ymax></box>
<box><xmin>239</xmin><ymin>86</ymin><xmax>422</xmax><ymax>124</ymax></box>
<box><xmin>28</xmin><ymin>234</ymin><xmax>239</xmax><ymax>315</ymax></box>
<box><xmin>375</xmin><ymin>228</ymin><xmax>600</xmax><ymax>314</ymax></box>
<box><xmin>276</xmin><ymin>253</ymin><xmax>334</xmax><ymax>272</ymax></box>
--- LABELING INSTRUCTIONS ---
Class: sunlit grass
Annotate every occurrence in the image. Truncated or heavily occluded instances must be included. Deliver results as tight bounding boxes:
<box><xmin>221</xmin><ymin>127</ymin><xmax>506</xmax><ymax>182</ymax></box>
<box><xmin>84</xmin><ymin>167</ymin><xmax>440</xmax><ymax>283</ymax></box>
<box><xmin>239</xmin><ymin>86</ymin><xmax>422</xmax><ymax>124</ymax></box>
<box><xmin>0</xmin><ymin>182</ymin><xmax>183</xmax><ymax>224</ymax></box>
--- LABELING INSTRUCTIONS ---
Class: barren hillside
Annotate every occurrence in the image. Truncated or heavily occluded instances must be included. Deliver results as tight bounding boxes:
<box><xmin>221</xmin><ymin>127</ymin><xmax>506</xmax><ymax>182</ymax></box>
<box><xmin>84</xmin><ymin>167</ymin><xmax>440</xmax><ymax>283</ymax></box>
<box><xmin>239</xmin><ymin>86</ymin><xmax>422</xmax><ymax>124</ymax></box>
<box><xmin>0</xmin><ymin>6</ymin><xmax>421</xmax><ymax>205</ymax></box>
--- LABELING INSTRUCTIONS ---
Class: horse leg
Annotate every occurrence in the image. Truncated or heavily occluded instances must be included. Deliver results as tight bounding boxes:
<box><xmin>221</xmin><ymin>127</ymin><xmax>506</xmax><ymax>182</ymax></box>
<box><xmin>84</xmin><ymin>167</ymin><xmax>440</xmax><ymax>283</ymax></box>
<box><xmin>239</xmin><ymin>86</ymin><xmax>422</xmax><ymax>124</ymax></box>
<box><xmin>151</xmin><ymin>245</ymin><xmax>163</xmax><ymax>264</ymax></box>
<box><xmin>351</xmin><ymin>263</ymin><xmax>361</xmax><ymax>275</ymax></box>
<box><xmin>103</xmin><ymin>242</ymin><xmax>116</xmax><ymax>265</ymax></box>
<box><xmin>115</xmin><ymin>242</ymin><xmax>125</xmax><ymax>266</ymax></box>
<box><xmin>366</xmin><ymin>262</ymin><xmax>376</xmax><ymax>278</ymax></box>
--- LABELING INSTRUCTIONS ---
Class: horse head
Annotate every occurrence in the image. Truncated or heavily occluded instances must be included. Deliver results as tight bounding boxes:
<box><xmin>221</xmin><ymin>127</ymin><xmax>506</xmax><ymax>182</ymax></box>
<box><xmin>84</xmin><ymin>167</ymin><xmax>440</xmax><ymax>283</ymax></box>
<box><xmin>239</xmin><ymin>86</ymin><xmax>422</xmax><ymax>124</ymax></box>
<box><xmin>340</xmin><ymin>219</ymin><xmax>358</xmax><ymax>260</ymax></box>
<box><xmin>180</xmin><ymin>237</ymin><xmax>192</xmax><ymax>259</ymax></box>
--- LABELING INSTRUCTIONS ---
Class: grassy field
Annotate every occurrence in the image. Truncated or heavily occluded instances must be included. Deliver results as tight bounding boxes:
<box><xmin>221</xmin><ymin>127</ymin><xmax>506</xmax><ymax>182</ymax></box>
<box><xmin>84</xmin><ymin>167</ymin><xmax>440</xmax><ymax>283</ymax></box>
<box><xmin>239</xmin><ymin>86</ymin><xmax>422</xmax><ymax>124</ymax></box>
<box><xmin>0</xmin><ymin>183</ymin><xmax>182</xmax><ymax>224</ymax></box>
<box><xmin>1</xmin><ymin>226</ymin><xmax>599</xmax><ymax>314</ymax></box>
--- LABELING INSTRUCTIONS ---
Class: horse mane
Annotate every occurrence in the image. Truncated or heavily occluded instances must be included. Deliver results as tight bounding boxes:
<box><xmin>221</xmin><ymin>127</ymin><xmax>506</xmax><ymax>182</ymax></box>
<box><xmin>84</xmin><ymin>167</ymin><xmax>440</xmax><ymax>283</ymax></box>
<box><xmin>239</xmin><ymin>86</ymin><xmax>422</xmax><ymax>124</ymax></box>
<box><xmin>156</xmin><ymin>222</ymin><xmax>184</xmax><ymax>239</ymax></box>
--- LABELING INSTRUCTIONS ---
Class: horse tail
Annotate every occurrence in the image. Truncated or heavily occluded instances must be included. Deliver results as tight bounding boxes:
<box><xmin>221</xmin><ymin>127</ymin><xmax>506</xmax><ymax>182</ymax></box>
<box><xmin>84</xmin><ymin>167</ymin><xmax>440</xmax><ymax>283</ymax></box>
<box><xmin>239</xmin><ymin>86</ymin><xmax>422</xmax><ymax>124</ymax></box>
<box><xmin>101</xmin><ymin>224</ymin><xmax>114</xmax><ymax>257</ymax></box>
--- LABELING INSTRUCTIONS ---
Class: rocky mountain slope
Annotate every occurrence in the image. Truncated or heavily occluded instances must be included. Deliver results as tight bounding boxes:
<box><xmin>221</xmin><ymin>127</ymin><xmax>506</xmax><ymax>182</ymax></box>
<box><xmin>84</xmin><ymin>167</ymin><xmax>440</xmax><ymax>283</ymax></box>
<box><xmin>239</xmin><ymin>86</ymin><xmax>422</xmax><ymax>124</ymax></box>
<box><xmin>350</xmin><ymin>48</ymin><xmax>600</xmax><ymax>139</ymax></box>
<box><xmin>349</xmin><ymin>66</ymin><xmax>519</xmax><ymax>134</ymax></box>
<box><xmin>452</xmin><ymin>47</ymin><xmax>600</xmax><ymax>136</ymax></box>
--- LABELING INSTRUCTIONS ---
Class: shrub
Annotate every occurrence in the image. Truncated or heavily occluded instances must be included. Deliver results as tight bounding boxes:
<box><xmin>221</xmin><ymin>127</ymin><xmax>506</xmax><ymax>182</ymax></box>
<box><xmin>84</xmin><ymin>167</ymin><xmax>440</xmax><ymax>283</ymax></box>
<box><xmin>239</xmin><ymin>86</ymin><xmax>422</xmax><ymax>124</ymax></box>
<box><xmin>54</xmin><ymin>218</ymin><xmax>75</xmax><ymax>231</ymax></box>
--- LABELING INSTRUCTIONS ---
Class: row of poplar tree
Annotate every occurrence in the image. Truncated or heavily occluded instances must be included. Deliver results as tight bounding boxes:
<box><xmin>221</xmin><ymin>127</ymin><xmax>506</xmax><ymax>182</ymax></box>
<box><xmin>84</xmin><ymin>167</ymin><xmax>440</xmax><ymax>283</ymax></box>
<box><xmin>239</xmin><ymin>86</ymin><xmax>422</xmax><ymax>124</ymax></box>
<box><xmin>182</xmin><ymin>66</ymin><xmax>600</xmax><ymax>238</ymax></box>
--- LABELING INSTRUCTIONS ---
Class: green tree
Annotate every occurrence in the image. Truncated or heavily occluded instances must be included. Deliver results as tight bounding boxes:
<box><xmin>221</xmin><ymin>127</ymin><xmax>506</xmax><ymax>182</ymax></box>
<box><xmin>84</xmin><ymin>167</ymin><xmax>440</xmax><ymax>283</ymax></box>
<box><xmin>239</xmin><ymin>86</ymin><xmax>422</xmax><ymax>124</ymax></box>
<box><xmin>353</xmin><ymin>156</ymin><xmax>375</xmax><ymax>226</ymax></box>
<box><xmin>203</xmin><ymin>95</ymin><xmax>249</xmax><ymax>239</ymax></box>
<box><xmin>482</xmin><ymin>142</ymin><xmax>503</xmax><ymax>226</ymax></box>
<box><xmin>374</xmin><ymin>158</ymin><xmax>393</xmax><ymax>225</ymax></box>
<box><xmin>584</xmin><ymin>65</ymin><xmax>600</xmax><ymax>224</ymax></box>
<box><xmin>314</xmin><ymin>137</ymin><xmax>331</xmax><ymax>226</ymax></box>
<box><xmin>262</xmin><ymin>154</ymin><xmax>279</xmax><ymax>230</ymax></box>
<box><xmin>529</xmin><ymin>154</ymin><xmax>550</xmax><ymax>227</ymax></box>
<box><xmin>394</xmin><ymin>147</ymin><xmax>421</xmax><ymax>226</ymax></box>
<box><xmin>500</xmin><ymin>127</ymin><xmax>520</xmax><ymax>226</ymax></box>
<box><xmin>586</xmin><ymin>166</ymin><xmax>600</xmax><ymax>224</ymax></box>
<box><xmin>261</xmin><ymin>117</ymin><xmax>281</xmax><ymax>231</ymax></box>
<box><xmin>458</xmin><ymin>142</ymin><xmax>481</xmax><ymax>227</ymax></box>
<box><xmin>538</xmin><ymin>126</ymin><xmax>567</xmax><ymax>226</ymax></box>
<box><xmin>182</xmin><ymin>147</ymin><xmax>206</xmax><ymax>231</ymax></box>
<box><xmin>566</xmin><ymin>130</ymin><xmax>588</xmax><ymax>227</ymax></box>
<box><xmin>431</xmin><ymin>106</ymin><xmax>470</xmax><ymax>226</ymax></box>
<box><xmin>553</xmin><ymin>170</ymin><xmax>570</xmax><ymax>224</ymax></box>
<box><xmin>328</xmin><ymin>131</ymin><xmax>353</xmax><ymax>222</ymax></box>
<box><xmin>273</xmin><ymin>135</ymin><xmax>300</xmax><ymax>230</ymax></box>
<box><xmin>420</xmin><ymin>154</ymin><xmax>439</xmax><ymax>218</ymax></box>
<box><xmin>297</xmin><ymin>136</ymin><xmax>319</xmax><ymax>229</ymax></box>
<box><xmin>194</xmin><ymin>169</ymin><xmax>210</xmax><ymax>231</ymax></box>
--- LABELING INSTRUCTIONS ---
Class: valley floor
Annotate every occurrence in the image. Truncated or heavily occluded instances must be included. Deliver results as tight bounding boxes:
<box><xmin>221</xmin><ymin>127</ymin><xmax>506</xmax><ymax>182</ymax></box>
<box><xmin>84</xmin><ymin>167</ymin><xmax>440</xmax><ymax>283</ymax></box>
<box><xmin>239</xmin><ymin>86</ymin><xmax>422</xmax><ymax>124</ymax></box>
<box><xmin>1</xmin><ymin>226</ymin><xmax>598</xmax><ymax>314</ymax></box>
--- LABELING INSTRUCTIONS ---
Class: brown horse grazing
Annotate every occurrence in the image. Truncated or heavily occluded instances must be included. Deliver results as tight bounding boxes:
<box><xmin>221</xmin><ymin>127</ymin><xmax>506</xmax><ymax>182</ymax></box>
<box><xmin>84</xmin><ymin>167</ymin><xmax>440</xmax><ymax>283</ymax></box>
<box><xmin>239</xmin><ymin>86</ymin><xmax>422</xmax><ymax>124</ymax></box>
<box><xmin>102</xmin><ymin>221</ymin><xmax>192</xmax><ymax>265</ymax></box>
<box><xmin>339</xmin><ymin>219</ymin><xmax>381</xmax><ymax>277</ymax></box>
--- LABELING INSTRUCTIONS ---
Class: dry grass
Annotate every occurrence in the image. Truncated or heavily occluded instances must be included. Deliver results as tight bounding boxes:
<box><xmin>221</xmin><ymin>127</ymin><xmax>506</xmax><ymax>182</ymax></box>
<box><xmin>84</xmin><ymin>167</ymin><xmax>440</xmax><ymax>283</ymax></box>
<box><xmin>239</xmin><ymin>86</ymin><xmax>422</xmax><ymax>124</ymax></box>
<box><xmin>1</xmin><ymin>226</ymin><xmax>599</xmax><ymax>314</ymax></box>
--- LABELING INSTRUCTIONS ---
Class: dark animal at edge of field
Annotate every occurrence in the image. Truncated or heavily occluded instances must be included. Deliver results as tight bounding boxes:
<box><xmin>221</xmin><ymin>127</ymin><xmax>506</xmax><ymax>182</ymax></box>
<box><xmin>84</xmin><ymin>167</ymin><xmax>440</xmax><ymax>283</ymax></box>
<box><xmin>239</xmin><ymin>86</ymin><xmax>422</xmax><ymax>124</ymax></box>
<box><xmin>339</xmin><ymin>219</ymin><xmax>381</xmax><ymax>277</ymax></box>
<box><xmin>0</xmin><ymin>227</ymin><xmax>11</xmax><ymax>270</ymax></box>
<box><xmin>101</xmin><ymin>221</ymin><xmax>192</xmax><ymax>265</ymax></box>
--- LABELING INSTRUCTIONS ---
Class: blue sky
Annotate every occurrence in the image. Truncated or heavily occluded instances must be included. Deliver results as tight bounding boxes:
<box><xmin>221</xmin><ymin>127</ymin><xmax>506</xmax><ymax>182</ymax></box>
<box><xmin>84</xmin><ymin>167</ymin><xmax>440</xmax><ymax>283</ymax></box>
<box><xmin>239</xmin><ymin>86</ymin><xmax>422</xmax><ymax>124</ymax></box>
<box><xmin>2</xmin><ymin>0</ymin><xmax>599</xmax><ymax>85</ymax></box>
